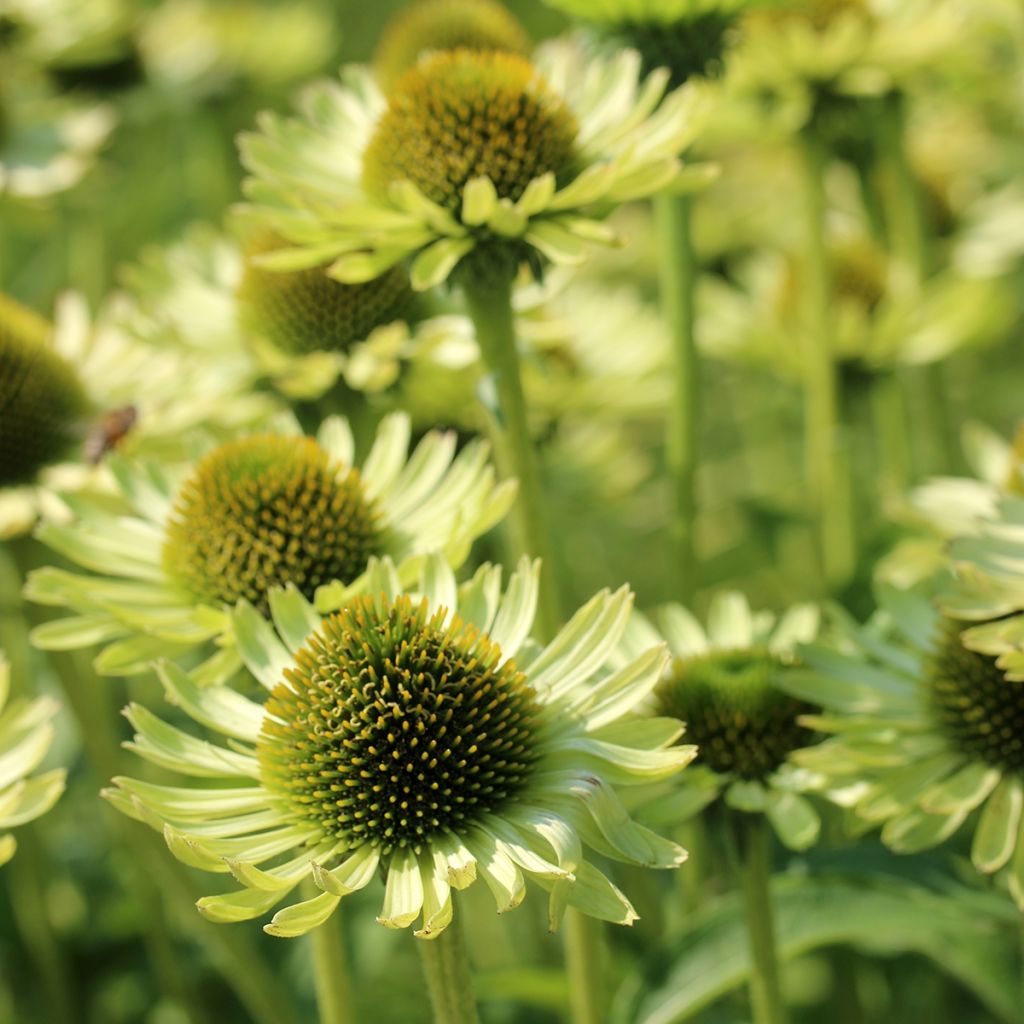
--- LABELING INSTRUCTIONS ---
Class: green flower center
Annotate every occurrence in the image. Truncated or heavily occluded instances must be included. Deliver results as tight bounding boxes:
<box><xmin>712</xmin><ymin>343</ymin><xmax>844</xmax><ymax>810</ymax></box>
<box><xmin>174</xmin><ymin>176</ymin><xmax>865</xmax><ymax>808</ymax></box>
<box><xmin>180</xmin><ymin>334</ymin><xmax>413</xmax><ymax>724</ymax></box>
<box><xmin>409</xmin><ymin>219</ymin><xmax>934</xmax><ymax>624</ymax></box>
<box><xmin>615</xmin><ymin>10</ymin><xmax>736</xmax><ymax>88</ymax></box>
<box><xmin>257</xmin><ymin>594</ymin><xmax>542</xmax><ymax>854</ymax></box>
<box><xmin>362</xmin><ymin>49</ymin><xmax>579</xmax><ymax>215</ymax></box>
<box><xmin>163</xmin><ymin>434</ymin><xmax>380</xmax><ymax>611</ymax></box>
<box><xmin>237</xmin><ymin>231</ymin><xmax>413</xmax><ymax>356</ymax></box>
<box><xmin>656</xmin><ymin>648</ymin><xmax>816</xmax><ymax>780</ymax></box>
<box><xmin>0</xmin><ymin>293</ymin><xmax>89</xmax><ymax>488</ymax></box>
<box><xmin>927</xmin><ymin>618</ymin><xmax>1024</xmax><ymax>773</ymax></box>
<box><xmin>374</xmin><ymin>0</ymin><xmax>531</xmax><ymax>94</ymax></box>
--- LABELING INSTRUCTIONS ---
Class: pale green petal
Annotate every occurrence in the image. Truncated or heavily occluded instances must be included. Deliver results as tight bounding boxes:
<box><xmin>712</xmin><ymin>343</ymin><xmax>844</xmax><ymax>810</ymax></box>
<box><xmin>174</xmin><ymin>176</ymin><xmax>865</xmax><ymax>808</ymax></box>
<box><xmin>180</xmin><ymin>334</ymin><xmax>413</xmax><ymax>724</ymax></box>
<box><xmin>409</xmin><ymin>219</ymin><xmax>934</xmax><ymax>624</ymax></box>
<box><xmin>265</xmin><ymin>891</ymin><xmax>341</xmax><ymax>937</ymax></box>
<box><xmin>882</xmin><ymin>808</ymin><xmax>967</xmax><ymax>854</ymax></box>
<box><xmin>415</xmin><ymin>849</ymin><xmax>453</xmax><ymax>939</ymax></box>
<box><xmin>920</xmin><ymin>762</ymin><xmax>1001</xmax><ymax>815</ymax></box>
<box><xmin>268</xmin><ymin>585</ymin><xmax>321</xmax><ymax>654</ymax></box>
<box><xmin>765</xmin><ymin>791</ymin><xmax>821</xmax><ymax>851</ymax></box>
<box><xmin>197</xmin><ymin>887</ymin><xmax>289</xmax><ymax>923</ymax></box>
<box><xmin>410</xmin><ymin>237</ymin><xmax>475</xmax><ymax>290</ymax></box>
<box><xmin>707</xmin><ymin>592</ymin><xmax>754</xmax><ymax>649</ymax></box>
<box><xmin>157</xmin><ymin>662</ymin><xmax>265</xmax><ymax>742</ymax></box>
<box><xmin>487</xmin><ymin>558</ymin><xmax>540</xmax><ymax>660</ymax></box>
<box><xmin>232</xmin><ymin>600</ymin><xmax>293</xmax><ymax>690</ymax></box>
<box><xmin>464</xmin><ymin>828</ymin><xmax>525</xmax><ymax>912</ymax></box>
<box><xmin>378</xmin><ymin>848</ymin><xmax>424</xmax><ymax>929</ymax></box>
<box><xmin>461</xmin><ymin>176</ymin><xmax>497</xmax><ymax>226</ymax></box>
<box><xmin>971</xmin><ymin>775</ymin><xmax>1022</xmax><ymax>874</ymax></box>
<box><xmin>312</xmin><ymin>844</ymin><xmax>381</xmax><ymax>896</ymax></box>
<box><xmin>656</xmin><ymin>604</ymin><xmax>709</xmax><ymax>657</ymax></box>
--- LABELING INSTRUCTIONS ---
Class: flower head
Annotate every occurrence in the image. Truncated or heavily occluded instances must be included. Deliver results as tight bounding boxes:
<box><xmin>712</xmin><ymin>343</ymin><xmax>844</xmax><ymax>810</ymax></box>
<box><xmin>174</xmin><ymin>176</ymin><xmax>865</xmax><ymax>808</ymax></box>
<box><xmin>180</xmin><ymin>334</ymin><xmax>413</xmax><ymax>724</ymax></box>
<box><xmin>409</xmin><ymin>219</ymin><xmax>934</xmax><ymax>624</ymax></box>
<box><xmin>543</xmin><ymin>0</ymin><xmax>749</xmax><ymax>86</ymax></box>
<box><xmin>0</xmin><ymin>292</ymin><xmax>90</xmax><ymax>489</ymax></box>
<box><xmin>105</xmin><ymin>555</ymin><xmax>692</xmax><ymax>937</ymax></box>
<box><xmin>237</xmin><ymin>229</ymin><xmax>414</xmax><ymax>357</ymax></box>
<box><xmin>28</xmin><ymin>413</ymin><xmax>515</xmax><ymax>681</ymax></box>
<box><xmin>0</xmin><ymin>654</ymin><xmax>66</xmax><ymax>867</ymax></box>
<box><xmin>787</xmin><ymin>583</ymin><xmax>1024</xmax><ymax>907</ymax></box>
<box><xmin>163</xmin><ymin>434</ymin><xmax>381</xmax><ymax>614</ymax></box>
<box><xmin>239</xmin><ymin>41</ymin><xmax>709</xmax><ymax>291</ymax></box>
<box><xmin>624</xmin><ymin>593</ymin><xmax>824</xmax><ymax>850</ymax></box>
<box><xmin>373</xmin><ymin>0</ymin><xmax>531</xmax><ymax>94</ymax></box>
<box><xmin>0</xmin><ymin>285</ymin><xmax>277</xmax><ymax>539</ymax></box>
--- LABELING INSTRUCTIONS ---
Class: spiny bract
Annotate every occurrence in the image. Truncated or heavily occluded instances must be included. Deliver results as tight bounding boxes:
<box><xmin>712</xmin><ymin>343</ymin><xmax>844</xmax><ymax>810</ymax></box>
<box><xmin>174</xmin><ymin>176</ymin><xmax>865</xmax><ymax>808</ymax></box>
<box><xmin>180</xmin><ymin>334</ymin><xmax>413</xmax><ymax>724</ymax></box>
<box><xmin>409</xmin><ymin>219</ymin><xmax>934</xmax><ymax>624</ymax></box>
<box><xmin>657</xmin><ymin>648</ymin><xmax>816</xmax><ymax>780</ymax></box>
<box><xmin>237</xmin><ymin>230</ymin><xmax>413</xmax><ymax>356</ymax></box>
<box><xmin>257</xmin><ymin>593</ymin><xmax>541</xmax><ymax>855</ymax></box>
<box><xmin>0</xmin><ymin>293</ymin><xmax>89</xmax><ymax>488</ymax></box>
<box><xmin>362</xmin><ymin>49</ymin><xmax>579</xmax><ymax>214</ymax></box>
<box><xmin>163</xmin><ymin>434</ymin><xmax>379</xmax><ymax>611</ymax></box>
<box><xmin>373</xmin><ymin>0</ymin><xmax>531</xmax><ymax>94</ymax></box>
<box><xmin>927</xmin><ymin>617</ymin><xmax>1024</xmax><ymax>774</ymax></box>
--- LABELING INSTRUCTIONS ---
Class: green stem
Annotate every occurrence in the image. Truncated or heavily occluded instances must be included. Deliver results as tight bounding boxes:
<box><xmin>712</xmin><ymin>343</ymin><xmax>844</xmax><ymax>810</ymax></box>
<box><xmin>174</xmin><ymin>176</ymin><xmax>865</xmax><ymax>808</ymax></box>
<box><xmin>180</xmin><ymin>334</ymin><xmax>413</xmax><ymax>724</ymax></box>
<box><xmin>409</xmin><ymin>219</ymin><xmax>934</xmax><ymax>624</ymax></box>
<box><xmin>734</xmin><ymin>816</ymin><xmax>788</xmax><ymax>1024</ymax></box>
<box><xmin>309</xmin><ymin>885</ymin><xmax>356</xmax><ymax>1024</ymax></box>
<box><xmin>462</xmin><ymin>272</ymin><xmax>562</xmax><ymax>640</ymax></box>
<box><xmin>876</xmin><ymin>92</ymin><xmax>928</xmax><ymax>285</ymax></box>
<box><xmin>868</xmin><ymin>371</ymin><xmax>912</xmax><ymax>506</ymax></box>
<box><xmin>416</xmin><ymin>911</ymin><xmax>481</xmax><ymax>1024</ymax></box>
<box><xmin>563</xmin><ymin>907</ymin><xmax>606</xmax><ymax>1024</ymax></box>
<box><xmin>797</xmin><ymin>130</ymin><xmax>855</xmax><ymax>593</ymax></box>
<box><xmin>4</xmin><ymin>826</ymin><xmax>76</xmax><ymax>1024</ymax></box>
<box><xmin>655</xmin><ymin>191</ymin><xmax>700</xmax><ymax>605</ymax></box>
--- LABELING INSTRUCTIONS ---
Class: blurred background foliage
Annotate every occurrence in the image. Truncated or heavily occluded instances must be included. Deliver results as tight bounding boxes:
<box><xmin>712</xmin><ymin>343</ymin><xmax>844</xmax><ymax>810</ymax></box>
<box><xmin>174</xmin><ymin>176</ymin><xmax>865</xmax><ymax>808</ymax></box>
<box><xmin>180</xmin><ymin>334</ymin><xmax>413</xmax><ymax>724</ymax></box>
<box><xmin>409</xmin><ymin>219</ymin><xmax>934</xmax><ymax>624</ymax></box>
<box><xmin>1</xmin><ymin>0</ymin><xmax>1023</xmax><ymax>1022</ymax></box>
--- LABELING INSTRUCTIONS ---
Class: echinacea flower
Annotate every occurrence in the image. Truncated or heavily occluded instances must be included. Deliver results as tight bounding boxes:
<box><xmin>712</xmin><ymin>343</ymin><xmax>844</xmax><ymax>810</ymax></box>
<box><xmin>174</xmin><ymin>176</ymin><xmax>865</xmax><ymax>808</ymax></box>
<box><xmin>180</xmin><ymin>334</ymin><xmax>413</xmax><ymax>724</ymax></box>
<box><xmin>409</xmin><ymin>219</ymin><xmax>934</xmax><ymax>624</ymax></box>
<box><xmin>623</xmin><ymin>592</ymin><xmax>824</xmax><ymax>850</ymax></box>
<box><xmin>940</xmin><ymin>494</ymin><xmax>1024</xmax><ymax>683</ymax></box>
<box><xmin>730</xmin><ymin>0</ymin><xmax>961</xmax><ymax>156</ymax></box>
<box><xmin>0</xmin><ymin>62</ymin><xmax>115</xmax><ymax>199</ymax></box>
<box><xmin>543</xmin><ymin>0</ymin><xmax>750</xmax><ymax>86</ymax></box>
<box><xmin>0</xmin><ymin>654</ymin><xmax>66</xmax><ymax>867</ymax></box>
<box><xmin>876</xmin><ymin>422</ymin><xmax>1023</xmax><ymax>589</ymax></box>
<box><xmin>785</xmin><ymin>582</ymin><xmax>1024</xmax><ymax>908</ymax></box>
<box><xmin>121</xmin><ymin>223</ymin><xmax>453</xmax><ymax>401</ymax></box>
<box><xmin>373</xmin><ymin>0</ymin><xmax>532</xmax><ymax>94</ymax></box>
<box><xmin>104</xmin><ymin>554</ymin><xmax>693</xmax><ymax>937</ymax></box>
<box><xmin>697</xmin><ymin>236</ymin><xmax>1013</xmax><ymax>384</ymax></box>
<box><xmin>0</xmin><ymin>288</ymin><xmax>276</xmax><ymax>538</ymax></box>
<box><xmin>238</xmin><ymin>39</ymin><xmax>709</xmax><ymax>292</ymax></box>
<box><xmin>27</xmin><ymin>413</ymin><xmax>515</xmax><ymax>681</ymax></box>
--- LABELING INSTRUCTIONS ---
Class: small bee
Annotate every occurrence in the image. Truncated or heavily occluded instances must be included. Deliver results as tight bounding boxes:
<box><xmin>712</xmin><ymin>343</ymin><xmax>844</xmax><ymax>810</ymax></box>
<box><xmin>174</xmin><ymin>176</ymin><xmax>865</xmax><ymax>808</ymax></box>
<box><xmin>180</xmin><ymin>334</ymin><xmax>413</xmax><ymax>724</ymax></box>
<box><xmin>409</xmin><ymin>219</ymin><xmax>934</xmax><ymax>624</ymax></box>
<box><xmin>84</xmin><ymin>405</ymin><xmax>138</xmax><ymax>464</ymax></box>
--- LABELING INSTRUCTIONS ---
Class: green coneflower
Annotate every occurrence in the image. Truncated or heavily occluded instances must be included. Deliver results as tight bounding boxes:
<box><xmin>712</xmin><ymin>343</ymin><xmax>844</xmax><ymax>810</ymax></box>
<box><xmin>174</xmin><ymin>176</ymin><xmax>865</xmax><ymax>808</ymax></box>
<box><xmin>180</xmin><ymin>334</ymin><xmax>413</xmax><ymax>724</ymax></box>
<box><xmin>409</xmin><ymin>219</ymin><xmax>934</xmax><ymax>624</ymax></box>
<box><xmin>0</xmin><ymin>292</ymin><xmax>90</xmax><ymax>490</ymax></box>
<box><xmin>104</xmin><ymin>553</ymin><xmax>693</xmax><ymax>939</ymax></box>
<box><xmin>543</xmin><ymin>0</ymin><xmax>749</xmax><ymax>87</ymax></box>
<box><xmin>784</xmin><ymin>580</ymin><xmax>1024</xmax><ymax>907</ymax></box>
<box><xmin>28</xmin><ymin>413</ymin><xmax>515</xmax><ymax>682</ymax></box>
<box><xmin>162</xmin><ymin>434</ymin><xmax>381</xmax><ymax>614</ymax></box>
<box><xmin>239</xmin><ymin>39</ymin><xmax>708</xmax><ymax>291</ymax></box>
<box><xmin>237</xmin><ymin>229</ymin><xmax>414</xmax><ymax>357</ymax></box>
<box><xmin>373</xmin><ymin>0</ymin><xmax>531</xmax><ymax>94</ymax></box>
<box><xmin>0</xmin><ymin>285</ymin><xmax>277</xmax><ymax>539</ymax></box>
<box><xmin>0</xmin><ymin>654</ymin><xmax>66</xmax><ymax>868</ymax></box>
<box><xmin>626</xmin><ymin>592</ymin><xmax>825</xmax><ymax>850</ymax></box>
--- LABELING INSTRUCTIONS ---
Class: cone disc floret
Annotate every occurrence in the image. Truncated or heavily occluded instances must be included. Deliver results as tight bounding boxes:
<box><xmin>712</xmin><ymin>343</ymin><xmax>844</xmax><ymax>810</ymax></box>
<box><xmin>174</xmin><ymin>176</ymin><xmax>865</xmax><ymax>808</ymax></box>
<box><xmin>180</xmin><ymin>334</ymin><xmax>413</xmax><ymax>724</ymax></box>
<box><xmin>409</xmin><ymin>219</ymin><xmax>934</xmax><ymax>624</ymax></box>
<box><xmin>238</xmin><ymin>231</ymin><xmax>413</xmax><ymax>356</ymax></box>
<box><xmin>257</xmin><ymin>594</ymin><xmax>542</xmax><ymax>854</ymax></box>
<box><xmin>927</xmin><ymin>618</ymin><xmax>1024</xmax><ymax>773</ymax></box>
<box><xmin>374</xmin><ymin>0</ymin><xmax>531</xmax><ymax>94</ymax></box>
<box><xmin>0</xmin><ymin>293</ymin><xmax>89</xmax><ymax>488</ymax></box>
<box><xmin>362</xmin><ymin>49</ymin><xmax>579</xmax><ymax>214</ymax></box>
<box><xmin>656</xmin><ymin>648</ymin><xmax>815</xmax><ymax>780</ymax></box>
<box><xmin>163</xmin><ymin>435</ymin><xmax>379</xmax><ymax>610</ymax></box>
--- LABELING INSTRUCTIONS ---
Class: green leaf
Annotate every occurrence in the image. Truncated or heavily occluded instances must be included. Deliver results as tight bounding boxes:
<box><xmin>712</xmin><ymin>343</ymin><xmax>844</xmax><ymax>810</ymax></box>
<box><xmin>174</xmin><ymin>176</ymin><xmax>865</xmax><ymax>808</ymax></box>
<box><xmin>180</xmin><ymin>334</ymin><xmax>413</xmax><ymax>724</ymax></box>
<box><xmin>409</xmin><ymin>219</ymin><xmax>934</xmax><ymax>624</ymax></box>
<box><xmin>619</xmin><ymin>877</ymin><xmax>1021</xmax><ymax>1024</ymax></box>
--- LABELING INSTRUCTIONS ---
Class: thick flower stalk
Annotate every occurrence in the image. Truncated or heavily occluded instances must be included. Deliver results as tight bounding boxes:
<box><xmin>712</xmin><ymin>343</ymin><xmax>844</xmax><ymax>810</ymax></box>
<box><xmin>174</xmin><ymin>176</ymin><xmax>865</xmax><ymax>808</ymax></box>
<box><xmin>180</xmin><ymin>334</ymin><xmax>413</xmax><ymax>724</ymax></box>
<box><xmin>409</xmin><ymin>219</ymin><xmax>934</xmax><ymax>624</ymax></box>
<box><xmin>27</xmin><ymin>413</ymin><xmax>515</xmax><ymax>682</ymax></box>
<box><xmin>0</xmin><ymin>655</ymin><xmax>66</xmax><ymax>867</ymax></box>
<box><xmin>104</xmin><ymin>553</ymin><xmax>693</xmax><ymax>939</ymax></box>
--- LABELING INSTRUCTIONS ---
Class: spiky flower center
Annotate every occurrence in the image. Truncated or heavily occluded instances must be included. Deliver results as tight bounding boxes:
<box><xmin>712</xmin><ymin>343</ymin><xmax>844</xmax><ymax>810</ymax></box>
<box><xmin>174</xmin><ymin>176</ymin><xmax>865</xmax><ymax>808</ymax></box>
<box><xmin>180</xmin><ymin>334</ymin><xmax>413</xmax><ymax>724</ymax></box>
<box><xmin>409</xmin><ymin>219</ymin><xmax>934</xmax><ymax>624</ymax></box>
<box><xmin>362</xmin><ymin>49</ymin><xmax>578</xmax><ymax>215</ymax></box>
<box><xmin>927</xmin><ymin>618</ymin><xmax>1024</xmax><ymax>773</ymax></box>
<box><xmin>237</xmin><ymin>230</ymin><xmax>413</xmax><ymax>356</ymax></box>
<box><xmin>374</xmin><ymin>0</ymin><xmax>531</xmax><ymax>94</ymax></box>
<box><xmin>163</xmin><ymin>435</ymin><xmax>379</xmax><ymax>611</ymax></box>
<box><xmin>0</xmin><ymin>293</ymin><xmax>89</xmax><ymax>488</ymax></box>
<box><xmin>656</xmin><ymin>648</ymin><xmax>815</xmax><ymax>780</ymax></box>
<box><xmin>257</xmin><ymin>595</ymin><xmax>542</xmax><ymax>854</ymax></box>
<box><xmin>616</xmin><ymin>10</ymin><xmax>736</xmax><ymax>88</ymax></box>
